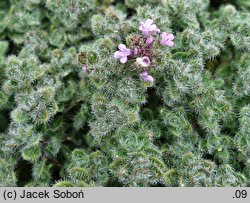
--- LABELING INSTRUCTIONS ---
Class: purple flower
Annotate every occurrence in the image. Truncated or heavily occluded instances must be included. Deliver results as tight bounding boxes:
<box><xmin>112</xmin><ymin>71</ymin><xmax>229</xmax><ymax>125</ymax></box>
<box><xmin>160</xmin><ymin>32</ymin><xmax>175</xmax><ymax>47</ymax></box>
<box><xmin>133</xmin><ymin>47</ymin><xmax>139</xmax><ymax>56</ymax></box>
<box><xmin>136</xmin><ymin>56</ymin><xmax>151</xmax><ymax>67</ymax></box>
<box><xmin>146</xmin><ymin>37</ymin><xmax>154</xmax><ymax>45</ymax></box>
<box><xmin>114</xmin><ymin>44</ymin><xmax>131</xmax><ymax>64</ymax></box>
<box><xmin>139</xmin><ymin>71</ymin><xmax>154</xmax><ymax>83</ymax></box>
<box><xmin>139</xmin><ymin>19</ymin><xmax>160</xmax><ymax>36</ymax></box>
<box><xmin>82</xmin><ymin>65</ymin><xmax>87</xmax><ymax>73</ymax></box>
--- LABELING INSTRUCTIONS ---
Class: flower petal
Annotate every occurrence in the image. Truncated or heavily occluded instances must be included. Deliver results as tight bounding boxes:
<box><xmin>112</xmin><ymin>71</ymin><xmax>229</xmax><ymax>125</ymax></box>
<box><xmin>133</xmin><ymin>47</ymin><xmax>138</xmax><ymax>55</ymax></box>
<box><xmin>146</xmin><ymin>37</ymin><xmax>154</xmax><ymax>44</ymax></box>
<box><xmin>136</xmin><ymin>57</ymin><xmax>143</xmax><ymax>65</ymax></box>
<box><xmin>145</xmin><ymin>75</ymin><xmax>154</xmax><ymax>83</ymax></box>
<box><xmin>149</xmin><ymin>24</ymin><xmax>157</xmax><ymax>31</ymax></box>
<box><xmin>142</xmin><ymin>30</ymin><xmax>149</xmax><ymax>36</ymax></box>
<box><xmin>140</xmin><ymin>71</ymin><xmax>149</xmax><ymax>78</ymax></box>
<box><xmin>167</xmin><ymin>34</ymin><xmax>175</xmax><ymax>40</ymax></box>
<box><xmin>120</xmin><ymin>56</ymin><xmax>127</xmax><ymax>63</ymax></box>
<box><xmin>82</xmin><ymin>65</ymin><xmax>87</xmax><ymax>73</ymax></box>
<box><xmin>137</xmin><ymin>56</ymin><xmax>150</xmax><ymax>67</ymax></box>
<box><xmin>145</xmin><ymin>19</ymin><xmax>153</xmax><ymax>26</ymax></box>
<box><xmin>166</xmin><ymin>40</ymin><xmax>174</xmax><ymax>47</ymax></box>
<box><xmin>160</xmin><ymin>39</ymin><xmax>167</xmax><ymax>46</ymax></box>
<box><xmin>125</xmin><ymin>49</ymin><xmax>131</xmax><ymax>56</ymax></box>
<box><xmin>161</xmin><ymin>32</ymin><xmax>167</xmax><ymax>38</ymax></box>
<box><xmin>118</xmin><ymin>44</ymin><xmax>126</xmax><ymax>51</ymax></box>
<box><xmin>114</xmin><ymin>51</ymin><xmax>122</xmax><ymax>59</ymax></box>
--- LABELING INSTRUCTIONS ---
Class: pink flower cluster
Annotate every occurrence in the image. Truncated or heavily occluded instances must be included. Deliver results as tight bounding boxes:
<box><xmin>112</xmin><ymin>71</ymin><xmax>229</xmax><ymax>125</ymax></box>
<box><xmin>114</xmin><ymin>44</ymin><xmax>132</xmax><ymax>64</ymax></box>
<box><xmin>139</xmin><ymin>19</ymin><xmax>160</xmax><ymax>36</ymax></box>
<box><xmin>112</xmin><ymin>19</ymin><xmax>175</xmax><ymax>83</ymax></box>
<box><xmin>139</xmin><ymin>71</ymin><xmax>154</xmax><ymax>83</ymax></box>
<box><xmin>160</xmin><ymin>32</ymin><xmax>174</xmax><ymax>47</ymax></box>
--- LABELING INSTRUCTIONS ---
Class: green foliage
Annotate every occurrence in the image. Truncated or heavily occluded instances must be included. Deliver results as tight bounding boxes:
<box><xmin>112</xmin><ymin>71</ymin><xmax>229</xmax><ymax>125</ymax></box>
<box><xmin>0</xmin><ymin>0</ymin><xmax>249</xmax><ymax>187</ymax></box>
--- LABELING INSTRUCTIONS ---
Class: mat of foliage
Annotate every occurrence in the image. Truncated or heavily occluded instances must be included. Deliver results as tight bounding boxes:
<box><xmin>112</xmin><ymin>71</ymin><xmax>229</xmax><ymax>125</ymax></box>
<box><xmin>0</xmin><ymin>0</ymin><xmax>249</xmax><ymax>187</ymax></box>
